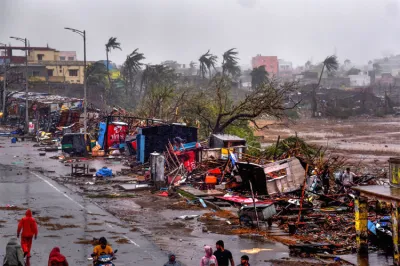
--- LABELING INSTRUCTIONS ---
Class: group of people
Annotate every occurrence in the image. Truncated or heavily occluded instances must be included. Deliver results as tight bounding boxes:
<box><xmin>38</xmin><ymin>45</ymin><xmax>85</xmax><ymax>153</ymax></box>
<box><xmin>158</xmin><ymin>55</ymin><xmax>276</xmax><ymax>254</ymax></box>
<box><xmin>3</xmin><ymin>209</ymin><xmax>69</xmax><ymax>266</ymax></box>
<box><xmin>308</xmin><ymin>165</ymin><xmax>358</xmax><ymax>194</ymax></box>
<box><xmin>164</xmin><ymin>240</ymin><xmax>250</xmax><ymax>266</ymax></box>
<box><xmin>6</xmin><ymin>209</ymin><xmax>251</xmax><ymax>266</ymax></box>
<box><xmin>3</xmin><ymin>239</ymin><xmax>68</xmax><ymax>266</ymax></box>
<box><xmin>3</xmin><ymin>209</ymin><xmax>114</xmax><ymax>266</ymax></box>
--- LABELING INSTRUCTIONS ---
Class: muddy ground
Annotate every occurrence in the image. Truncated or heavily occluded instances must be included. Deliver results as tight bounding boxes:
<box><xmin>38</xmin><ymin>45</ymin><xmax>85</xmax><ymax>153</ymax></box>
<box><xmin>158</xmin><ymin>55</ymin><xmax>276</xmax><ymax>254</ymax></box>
<box><xmin>256</xmin><ymin>117</ymin><xmax>400</xmax><ymax>172</ymax></box>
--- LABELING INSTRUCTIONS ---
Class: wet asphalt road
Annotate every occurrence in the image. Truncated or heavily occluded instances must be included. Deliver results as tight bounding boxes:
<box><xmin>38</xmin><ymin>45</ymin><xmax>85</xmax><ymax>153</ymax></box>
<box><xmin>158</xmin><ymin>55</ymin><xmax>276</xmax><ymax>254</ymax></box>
<box><xmin>0</xmin><ymin>140</ymin><xmax>291</xmax><ymax>265</ymax></box>
<box><xmin>0</xmin><ymin>164</ymin><xmax>166</xmax><ymax>265</ymax></box>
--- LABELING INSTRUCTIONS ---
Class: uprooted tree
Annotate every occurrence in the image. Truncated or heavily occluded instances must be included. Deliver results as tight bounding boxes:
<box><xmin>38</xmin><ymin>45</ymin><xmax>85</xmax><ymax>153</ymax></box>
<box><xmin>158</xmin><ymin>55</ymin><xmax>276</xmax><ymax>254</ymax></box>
<box><xmin>184</xmin><ymin>75</ymin><xmax>300</xmax><ymax>136</ymax></box>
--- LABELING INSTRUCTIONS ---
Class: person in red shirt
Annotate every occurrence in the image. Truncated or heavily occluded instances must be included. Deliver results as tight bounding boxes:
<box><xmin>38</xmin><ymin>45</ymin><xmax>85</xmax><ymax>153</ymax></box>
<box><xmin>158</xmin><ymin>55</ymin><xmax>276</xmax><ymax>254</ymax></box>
<box><xmin>17</xmin><ymin>209</ymin><xmax>38</xmax><ymax>258</ymax></box>
<box><xmin>48</xmin><ymin>247</ymin><xmax>69</xmax><ymax>266</ymax></box>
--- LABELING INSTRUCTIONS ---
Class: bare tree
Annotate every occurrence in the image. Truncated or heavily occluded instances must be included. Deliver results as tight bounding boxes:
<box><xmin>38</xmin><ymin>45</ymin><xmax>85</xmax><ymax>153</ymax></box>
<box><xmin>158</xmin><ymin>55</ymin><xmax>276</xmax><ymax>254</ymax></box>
<box><xmin>185</xmin><ymin>76</ymin><xmax>300</xmax><ymax>134</ymax></box>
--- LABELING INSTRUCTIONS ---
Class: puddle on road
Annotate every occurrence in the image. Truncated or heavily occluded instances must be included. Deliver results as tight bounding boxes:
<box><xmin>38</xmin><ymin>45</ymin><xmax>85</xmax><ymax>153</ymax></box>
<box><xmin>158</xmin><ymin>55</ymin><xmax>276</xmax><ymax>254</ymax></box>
<box><xmin>152</xmin><ymin>209</ymin><xmax>289</xmax><ymax>265</ymax></box>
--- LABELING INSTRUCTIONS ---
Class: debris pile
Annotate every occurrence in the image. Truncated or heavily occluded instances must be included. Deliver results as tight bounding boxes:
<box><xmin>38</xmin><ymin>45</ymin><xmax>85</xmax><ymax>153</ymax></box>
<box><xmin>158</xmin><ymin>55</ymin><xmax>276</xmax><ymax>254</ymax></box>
<box><xmin>4</xmin><ymin>103</ymin><xmax>390</xmax><ymax>261</ymax></box>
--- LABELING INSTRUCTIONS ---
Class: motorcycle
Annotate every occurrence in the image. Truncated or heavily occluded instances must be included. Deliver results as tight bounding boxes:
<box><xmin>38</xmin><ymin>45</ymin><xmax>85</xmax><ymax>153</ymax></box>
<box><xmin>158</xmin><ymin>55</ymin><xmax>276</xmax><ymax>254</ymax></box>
<box><xmin>88</xmin><ymin>249</ymin><xmax>118</xmax><ymax>266</ymax></box>
<box><xmin>375</xmin><ymin>217</ymin><xmax>393</xmax><ymax>252</ymax></box>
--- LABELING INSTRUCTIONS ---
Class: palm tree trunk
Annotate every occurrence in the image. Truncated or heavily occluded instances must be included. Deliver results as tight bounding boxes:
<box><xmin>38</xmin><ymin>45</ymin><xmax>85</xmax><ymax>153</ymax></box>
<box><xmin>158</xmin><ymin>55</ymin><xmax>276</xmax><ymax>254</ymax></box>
<box><xmin>312</xmin><ymin>65</ymin><xmax>325</xmax><ymax>117</ymax></box>
<box><xmin>106</xmin><ymin>51</ymin><xmax>112</xmax><ymax>93</ymax></box>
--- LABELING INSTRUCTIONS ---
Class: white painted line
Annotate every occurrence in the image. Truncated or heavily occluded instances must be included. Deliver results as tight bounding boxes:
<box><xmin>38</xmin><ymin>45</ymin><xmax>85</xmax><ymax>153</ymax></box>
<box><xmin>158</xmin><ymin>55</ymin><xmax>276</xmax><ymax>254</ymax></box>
<box><xmin>31</xmin><ymin>171</ymin><xmax>141</xmax><ymax>248</ymax></box>
<box><xmin>123</xmin><ymin>236</ymin><xmax>140</xmax><ymax>247</ymax></box>
<box><xmin>30</xmin><ymin>171</ymin><xmax>85</xmax><ymax>209</ymax></box>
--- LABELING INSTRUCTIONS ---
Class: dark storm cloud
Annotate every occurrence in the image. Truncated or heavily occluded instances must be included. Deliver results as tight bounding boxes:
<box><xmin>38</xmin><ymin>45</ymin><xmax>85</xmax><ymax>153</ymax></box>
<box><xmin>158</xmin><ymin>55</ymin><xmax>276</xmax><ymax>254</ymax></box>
<box><xmin>1</xmin><ymin>0</ymin><xmax>400</xmax><ymax>68</ymax></box>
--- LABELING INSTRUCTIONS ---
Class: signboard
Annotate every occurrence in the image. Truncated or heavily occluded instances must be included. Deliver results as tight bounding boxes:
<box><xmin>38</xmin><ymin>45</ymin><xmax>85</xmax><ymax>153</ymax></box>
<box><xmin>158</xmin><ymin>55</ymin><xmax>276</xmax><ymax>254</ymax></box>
<box><xmin>106</xmin><ymin>123</ymin><xmax>128</xmax><ymax>149</ymax></box>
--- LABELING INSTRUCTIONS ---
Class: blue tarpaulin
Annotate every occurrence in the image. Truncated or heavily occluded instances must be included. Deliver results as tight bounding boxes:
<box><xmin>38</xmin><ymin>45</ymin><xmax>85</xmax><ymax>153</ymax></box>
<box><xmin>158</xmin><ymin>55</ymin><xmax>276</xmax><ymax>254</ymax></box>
<box><xmin>98</xmin><ymin>122</ymin><xmax>106</xmax><ymax>149</ymax></box>
<box><xmin>96</xmin><ymin>167</ymin><xmax>112</xmax><ymax>177</ymax></box>
<box><xmin>368</xmin><ymin>220</ymin><xmax>376</xmax><ymax>235</ymax></box>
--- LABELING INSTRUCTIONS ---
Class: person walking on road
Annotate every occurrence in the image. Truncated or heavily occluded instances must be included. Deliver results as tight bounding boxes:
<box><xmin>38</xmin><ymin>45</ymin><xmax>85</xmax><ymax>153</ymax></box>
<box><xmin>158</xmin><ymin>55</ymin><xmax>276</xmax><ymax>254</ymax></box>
<box><xmin>48</xmin><ymin>247</ymin><xmax>69</xmax><ymax>266</ymax></box>
<box><xmin>214</xmin><ymin>240</ymin><xmax>234</xmax><ymax>266</ymax></box>
<box><xmin>17</xmin><ymin>209</ymin><xmax>38</xmax><ymax>258</ymax></box>
<box><xmin>236</xmin><ymin>255</ymin><xmax>250</xmax><ymax>266</ymax></box>
<box><xmin>3</xmin><ymin>238</ymin><xmax>25</xmax><ymax>266</ymax></box>
<box><xmin>200</xmin><ymin>246</ymin><xmax>218</xmax><ymax>266</ymax></box>
<box><xmin>163</xmin><ymin>253</ymin><xmax>182</xmax><ymax>266</ymax></box>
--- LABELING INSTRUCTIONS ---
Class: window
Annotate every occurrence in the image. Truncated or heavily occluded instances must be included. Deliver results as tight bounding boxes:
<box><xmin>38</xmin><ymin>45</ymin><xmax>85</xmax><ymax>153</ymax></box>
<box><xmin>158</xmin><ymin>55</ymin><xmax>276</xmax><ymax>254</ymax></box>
<box><xmin>68</xmin><ymin>57</ymin><xmax>74</xmax><ymax>61</ymax></box>
<box><xmin>69</xmin><ymin>69</ymin><xmax>78</xmax><ymax>76</ymax></box>
<box><xmin>37</xmin><ymin>54</ymin><xmax>44</xmax><ymax>61</ymax></box>
<box><xmin>47</xmin><ymin>69</ymin><xmax>53</xmax><ymax>76</ymax></box>
<box><xmin>60</xmin><ymin>56</ymin><xmax>66</xmax><ymax>61</ymax></box>
<box><xmin>32</xmin><ymin>71</ymin><xmax>40</xmax><ymax>77</ymax></box>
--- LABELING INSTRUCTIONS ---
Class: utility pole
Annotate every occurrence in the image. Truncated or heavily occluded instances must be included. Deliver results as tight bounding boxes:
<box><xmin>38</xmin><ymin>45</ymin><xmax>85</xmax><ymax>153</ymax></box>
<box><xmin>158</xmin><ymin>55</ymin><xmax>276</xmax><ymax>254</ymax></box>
<box><xmin>65</xmin><ymin>27</ymin><xmax>87</xmax><ymax>135</ymax></box>
<box><xmin>0</xmin><ymin>43</ymin><xmax>6</xmax><ymax>121</ymax></box>
<box><xmin>10</xmin><ymin>37</ymin><xmax>29</xmax><ymax>133</ymax></box>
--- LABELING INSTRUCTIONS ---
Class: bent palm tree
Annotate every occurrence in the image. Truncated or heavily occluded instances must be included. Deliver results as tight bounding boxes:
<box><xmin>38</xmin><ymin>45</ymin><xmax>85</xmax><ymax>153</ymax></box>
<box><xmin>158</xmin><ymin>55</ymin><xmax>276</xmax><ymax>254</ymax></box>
<box><xmin>222</xmin><ymin>48</ymin><xmax>241</xmax><ymax>78</ymax></box>
<box><xmin>123</xmin><ymin>48</ymin><xmax>145</xmax><ymax>96</ymax></box>
<box><xmin>312</xmin><ymin>55</ymin><xmax>338</xmax><ymax>117</ymax></box>
<box><xmin>199</xmin><ymin>50</ymin><xmax>218</xmax><ymax>79</ymax></box>
<box><xmin>105</xmin><ymin>37</ymin><xmax>122</xmax><ymax>88</ymax></box>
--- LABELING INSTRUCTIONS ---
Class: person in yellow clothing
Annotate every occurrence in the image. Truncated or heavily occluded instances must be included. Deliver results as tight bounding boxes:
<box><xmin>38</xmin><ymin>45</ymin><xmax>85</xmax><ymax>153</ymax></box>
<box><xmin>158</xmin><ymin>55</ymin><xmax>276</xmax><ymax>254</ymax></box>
<box><xmin>92</xmin><ymin>237</ymin><xmax>113</xmax><ymax>265</ymax></box>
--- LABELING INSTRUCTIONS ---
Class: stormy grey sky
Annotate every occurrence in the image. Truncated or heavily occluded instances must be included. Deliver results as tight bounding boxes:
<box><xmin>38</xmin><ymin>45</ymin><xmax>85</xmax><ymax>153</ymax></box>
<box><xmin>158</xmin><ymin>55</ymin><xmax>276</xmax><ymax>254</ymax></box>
<box><xmin>1</xmin><ymin>0</ymin><xmax>400</xmax><ymax>68</ymax></box>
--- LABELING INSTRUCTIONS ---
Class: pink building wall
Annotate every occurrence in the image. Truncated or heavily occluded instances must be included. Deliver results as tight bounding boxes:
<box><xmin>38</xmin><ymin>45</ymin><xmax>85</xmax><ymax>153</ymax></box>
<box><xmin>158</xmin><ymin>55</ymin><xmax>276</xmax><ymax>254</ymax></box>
<box><xmin>251</xmin><ymin>55</ymin><xmax>278</xmax><ymax>75</ymax></box>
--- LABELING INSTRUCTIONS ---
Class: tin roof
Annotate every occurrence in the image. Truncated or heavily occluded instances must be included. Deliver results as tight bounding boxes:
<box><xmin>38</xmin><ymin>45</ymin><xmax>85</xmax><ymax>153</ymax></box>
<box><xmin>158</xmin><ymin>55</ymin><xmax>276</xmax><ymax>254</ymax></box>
<box><xmin>212</xmin><ymin>134</ymin><xmax>245</xmax><ymax>141</ymax></box>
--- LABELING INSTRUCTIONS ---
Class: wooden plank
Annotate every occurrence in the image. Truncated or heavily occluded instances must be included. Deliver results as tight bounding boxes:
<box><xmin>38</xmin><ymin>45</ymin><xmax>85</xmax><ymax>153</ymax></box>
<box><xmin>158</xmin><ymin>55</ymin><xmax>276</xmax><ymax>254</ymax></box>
<box><xmin>180</xmin><ymin>186</ymin><xmax>224</xmax><ymax>197</ymax></box>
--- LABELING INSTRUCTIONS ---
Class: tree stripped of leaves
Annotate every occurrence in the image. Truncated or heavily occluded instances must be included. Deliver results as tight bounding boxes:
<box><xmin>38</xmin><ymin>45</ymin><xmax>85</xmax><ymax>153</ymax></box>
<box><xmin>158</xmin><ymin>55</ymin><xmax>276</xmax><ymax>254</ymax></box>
<box><xmin>184</xmin><ymin>76</ymin><xmax>299</xmax><ymax>135</ymax></box>
<box><xmin>250</xmin><ymin>66</ymin><xmax>269</xmax><ymax>89</ymax></box>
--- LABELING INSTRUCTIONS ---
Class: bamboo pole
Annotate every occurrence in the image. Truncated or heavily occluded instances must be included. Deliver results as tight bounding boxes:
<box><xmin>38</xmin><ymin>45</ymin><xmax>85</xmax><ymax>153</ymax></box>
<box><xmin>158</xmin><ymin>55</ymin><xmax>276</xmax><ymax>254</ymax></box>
<box><xmin>249</xmin><ymin>181</ymin><xmax>260</xmax><ymax>229</ymax></box>
<box><xmin>297</xmin><ymin>164</ymin><xmax>309</xmax><ymax>224</ymax></box>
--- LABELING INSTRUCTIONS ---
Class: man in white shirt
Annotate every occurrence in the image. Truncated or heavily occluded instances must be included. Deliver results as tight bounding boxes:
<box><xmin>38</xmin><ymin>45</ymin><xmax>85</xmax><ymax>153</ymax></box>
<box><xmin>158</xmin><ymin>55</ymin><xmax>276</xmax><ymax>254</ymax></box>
<box><xmin>342</xmin><ymin>167</ymin><xmax>357</xmax><ymax>187</ymax></box>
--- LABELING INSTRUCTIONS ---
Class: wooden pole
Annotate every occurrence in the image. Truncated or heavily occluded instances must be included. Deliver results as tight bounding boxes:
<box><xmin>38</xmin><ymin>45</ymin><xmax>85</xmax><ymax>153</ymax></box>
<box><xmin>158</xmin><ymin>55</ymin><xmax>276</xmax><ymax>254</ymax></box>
<box><xmin>297</xmin><ymin>164</ymin><xmax>309</xmax><ymax>224</ymax></box>
<box><xmin>393</xmin><ymin>201</ymin><xmax>400</xmax><ymax>265</ymax></box>
<box><xmin>249</xmin><ymin>181</ymin><xmax>260</xmax><ymax>229</ymax></box>
<box><xmin>355</xmin><ymin>195</ymin><xmax>368</xmax><ymax>256</ymax></box>
<box><xmin>273</xmin><ymin>135</ymin><xmax>280</xmax><ymax>161</ymax></box>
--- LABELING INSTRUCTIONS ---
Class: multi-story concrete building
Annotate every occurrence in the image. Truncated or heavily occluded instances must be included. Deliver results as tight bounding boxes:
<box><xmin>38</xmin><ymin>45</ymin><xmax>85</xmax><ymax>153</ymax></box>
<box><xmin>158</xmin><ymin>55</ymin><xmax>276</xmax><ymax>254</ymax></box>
<box><xmin>251</xmin><ymin>55</ymin><xmax>278</xmax><ymax>76</ymax></box>
<box><xmin>349</xmin><ymin>72</ymin><xmax>371</xmax><ymax>87</ymax></box>
<box><xmin>1</xmin><ymin>46</ymin><xmax>86</xmax><ymax>84</ymax></box>
<box><xmin>278</xmin><ymin>59</ymin><xmax>293</xmax><ymax>80</ymax></box>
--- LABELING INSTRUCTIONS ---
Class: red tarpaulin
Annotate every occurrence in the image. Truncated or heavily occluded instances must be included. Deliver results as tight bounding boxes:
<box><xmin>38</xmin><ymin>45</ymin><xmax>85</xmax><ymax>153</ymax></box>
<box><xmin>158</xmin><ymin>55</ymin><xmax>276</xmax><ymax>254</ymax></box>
<box><xmin>175</xmin><ymin>150</ymin><xmax>196</xmax><ymax>173</ymax></box>
<box><xmin>106</xmin><ymin>123</ymin><xmax>128</xmax><ymax>149</ymax></box>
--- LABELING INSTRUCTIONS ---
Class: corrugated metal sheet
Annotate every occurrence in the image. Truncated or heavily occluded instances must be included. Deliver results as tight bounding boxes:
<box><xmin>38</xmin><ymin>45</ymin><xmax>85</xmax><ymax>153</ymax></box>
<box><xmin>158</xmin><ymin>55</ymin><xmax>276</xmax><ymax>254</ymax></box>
<box><xmin>263</xmin><ymin>157</ymin><xmax>305</xmax><ymax>195</ymax></box>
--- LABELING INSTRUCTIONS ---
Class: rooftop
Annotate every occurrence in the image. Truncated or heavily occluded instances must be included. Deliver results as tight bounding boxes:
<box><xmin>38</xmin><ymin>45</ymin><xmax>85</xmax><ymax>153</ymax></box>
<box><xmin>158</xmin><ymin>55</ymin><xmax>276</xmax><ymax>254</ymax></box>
<box><xmin>353</xmin><ymin>185</ymin><xmax>400</xmax><ymax>202</ymax></box>
<box><xmin>10</xmin><ymin>92</ymin><xmax>82</xmax><ymax>104</ymax></box>
<box><xmin>33</xmin><ymin>60</ymin><xmax>94</xmax><ymax>66</ymax></box>
<box><xmin>7</xmin><ymin>46</ymin><xmax>57</xmax><ymax>51</ymax></box>
<box><xmin>212</xmin><ymin>134</ymin><xmax>245</xmax><ymax>141</ymax></box>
